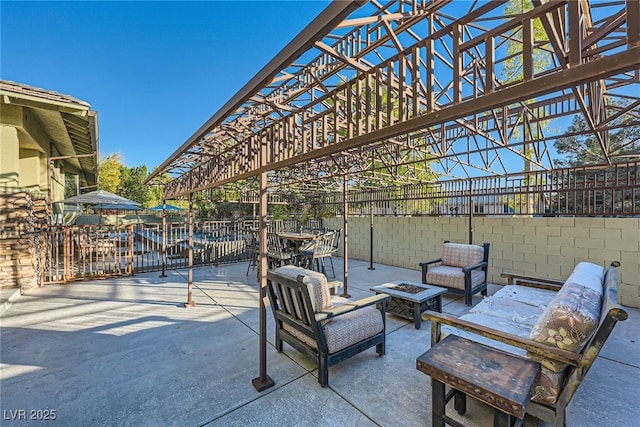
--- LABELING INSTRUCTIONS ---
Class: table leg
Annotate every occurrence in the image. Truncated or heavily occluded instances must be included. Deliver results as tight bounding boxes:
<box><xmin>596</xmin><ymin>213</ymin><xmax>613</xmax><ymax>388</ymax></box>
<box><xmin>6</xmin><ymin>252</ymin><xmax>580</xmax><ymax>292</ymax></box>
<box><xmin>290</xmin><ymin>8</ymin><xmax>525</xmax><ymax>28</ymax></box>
<box><xmin>431</xmin><ymin>378</ymin><xmax>446</xmax><ymax>427</ymax></box>
<box><xmin>414</xmin><ymin>301</ymin><xmax>422</xmax><ymax>329</ymax></box>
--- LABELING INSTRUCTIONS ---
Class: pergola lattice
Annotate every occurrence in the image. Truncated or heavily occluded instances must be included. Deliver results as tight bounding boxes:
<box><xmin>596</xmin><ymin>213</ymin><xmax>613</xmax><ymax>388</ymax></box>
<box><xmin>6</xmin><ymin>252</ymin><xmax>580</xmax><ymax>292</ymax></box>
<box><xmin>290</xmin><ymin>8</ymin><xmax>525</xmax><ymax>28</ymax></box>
<box><xmin>148</xmin><ymin>0</ymin><xmax>640</xmax><ymax>196</ymax></box>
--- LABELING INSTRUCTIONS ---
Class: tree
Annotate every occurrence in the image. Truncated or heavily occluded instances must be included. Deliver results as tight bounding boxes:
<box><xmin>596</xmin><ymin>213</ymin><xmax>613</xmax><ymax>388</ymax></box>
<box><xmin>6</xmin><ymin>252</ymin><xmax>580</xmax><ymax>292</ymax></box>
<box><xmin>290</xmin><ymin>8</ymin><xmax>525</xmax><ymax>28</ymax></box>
<box><xmin>554</xmin><ymin>115</ymin><xmax>640</xmax><ymax>167</ymax></box>
<box><xmin>501</xmin><ymin>0</ymin><xmax>551</xmax><ymax>85</ymax></box>
<box><xmin>98</xmin><ymin>153</ymin><xmax>123</xmax><ymax>193</ymax></box>
<box><xmin>118</xmin><ymin>165</ymin><xmax>159</xmax><ymax>208</ymax></box>
<box><xmin>501</xmin><ymin>0</ymin><xmax>553</xmax><ymax>213</ymax></box>
<box><xmin>64</xmin><ymin>174</ymin><xmax>79</xmax><ymax>198</ymax></box>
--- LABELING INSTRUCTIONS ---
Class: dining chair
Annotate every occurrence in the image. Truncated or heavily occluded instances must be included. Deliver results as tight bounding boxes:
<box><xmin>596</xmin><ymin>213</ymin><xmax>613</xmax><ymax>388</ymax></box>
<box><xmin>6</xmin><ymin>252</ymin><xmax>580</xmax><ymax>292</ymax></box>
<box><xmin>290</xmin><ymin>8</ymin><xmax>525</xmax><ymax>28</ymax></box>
<box><xmin>298</xmin><ymin>231</ymin><xmax>336</xmax><ymax>277</ymax></box>
<box><xmin>267</xmin><ymin>232</ymin><xmax>293</xmax><ymax>268</ymax></box>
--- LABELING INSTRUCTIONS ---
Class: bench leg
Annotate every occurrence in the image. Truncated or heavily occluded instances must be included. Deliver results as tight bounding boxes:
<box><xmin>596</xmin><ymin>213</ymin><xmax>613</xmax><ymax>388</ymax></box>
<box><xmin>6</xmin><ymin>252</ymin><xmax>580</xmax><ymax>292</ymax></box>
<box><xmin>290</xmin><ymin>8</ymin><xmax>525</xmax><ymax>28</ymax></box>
<box><xmin>454</xmin><ymin>390</ymin><xmax>466</xmax><ymax>415</ymax></box>
<box><xmin>431</xmin><ymin>379</ymin><xmax>446</xmax><ymax>427</ymax></box>
<box><xmin>494</xmin><ymin>409</ymin><xmax>520</xmax><ymax>427</ymax></box>
<box><xmin>434</xmin><ymin>295</ymin><xmax>443</xmax><ymax>312</ymax></box>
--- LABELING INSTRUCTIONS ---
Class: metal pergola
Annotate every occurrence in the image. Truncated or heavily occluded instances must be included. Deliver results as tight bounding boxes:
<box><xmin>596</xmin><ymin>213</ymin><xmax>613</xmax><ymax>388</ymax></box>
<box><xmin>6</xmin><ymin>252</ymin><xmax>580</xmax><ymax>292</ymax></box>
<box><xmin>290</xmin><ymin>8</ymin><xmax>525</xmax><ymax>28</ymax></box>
<box><xmin>147</xmin><ymin>0</ymin><xmax>640</xmax><ymax>390</ymax></box>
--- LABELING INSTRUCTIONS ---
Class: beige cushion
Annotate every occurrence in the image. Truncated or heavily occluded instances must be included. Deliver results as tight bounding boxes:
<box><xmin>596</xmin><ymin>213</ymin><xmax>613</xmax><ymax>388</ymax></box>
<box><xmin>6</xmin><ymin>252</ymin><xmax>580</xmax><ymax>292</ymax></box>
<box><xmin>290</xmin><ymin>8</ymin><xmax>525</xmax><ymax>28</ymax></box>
<box><xmin>470</xmin><ymin>296</ymin><xmax>544</xmax><ymax>329</ymax></box>
<box><xmin>426</xmin><ymin>265</ymin><xmax>485</xmax><ymax>290</ymax></box>
<box><xmin>283</xmin><ymin>307</ymin><xmax>383</xmax><ymax>354</ymax></box>
<box><xmin>564</xmin><ymin>261</ymin><xmax>605</xmax><ymax>294</ymax></box>
<box><xmin>492</xmin><ymin>284</ymin><xmax>556</xmax><ymax>310</ymax></box>
<box><xmin>283</xmin><ymin>323</ymin><xmax>316</xmax><ymax>348</ymax></box>
<box><xmin>441</xmin><ymin>243</ymin><xmax>484</xmax><ymax>268</ymax></box>
<box><xmin>322</xmin><ymin>307</ymin><xmax>383</xmax><ymax>353</ymax></box>
<box><xmin>275</xmin><ymin>265</ymin><xmax>332</xmax><ymax>311</ymax></box>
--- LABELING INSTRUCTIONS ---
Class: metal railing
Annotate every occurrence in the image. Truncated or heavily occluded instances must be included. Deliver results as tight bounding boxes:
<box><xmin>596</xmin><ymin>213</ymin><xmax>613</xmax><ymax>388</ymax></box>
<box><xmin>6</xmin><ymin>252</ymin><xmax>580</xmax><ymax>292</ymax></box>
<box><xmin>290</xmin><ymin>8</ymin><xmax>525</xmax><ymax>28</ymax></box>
<box><xmin>35</xmin><ymin>218</ymin><xmax>328</xmax><ymax>284</ymax></box>
<box><xmin>34</xmin><ymin>162</ymin><xmax>638</xmax><ymax>284</ymax></box>
<box><xmin>316</xmin><ymin>162</ymin><xmax>640</xmax><ymax>217</ymax></box>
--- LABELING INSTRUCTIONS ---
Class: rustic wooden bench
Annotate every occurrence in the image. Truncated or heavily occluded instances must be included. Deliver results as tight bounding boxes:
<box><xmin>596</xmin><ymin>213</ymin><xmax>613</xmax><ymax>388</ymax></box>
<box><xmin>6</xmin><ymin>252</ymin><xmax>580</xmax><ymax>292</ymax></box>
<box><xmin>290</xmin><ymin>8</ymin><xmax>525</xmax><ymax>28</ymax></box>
<box><xmin>422</xmin><ymin>261</ymin><xmax>629</xmax><ymax>427</ymax></box>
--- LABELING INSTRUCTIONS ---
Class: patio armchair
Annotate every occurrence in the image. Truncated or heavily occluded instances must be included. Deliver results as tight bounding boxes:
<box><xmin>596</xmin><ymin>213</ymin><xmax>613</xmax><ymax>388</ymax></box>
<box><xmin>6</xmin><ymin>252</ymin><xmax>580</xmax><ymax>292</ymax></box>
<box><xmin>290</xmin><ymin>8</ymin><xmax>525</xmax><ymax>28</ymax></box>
<box><xmin>324</xmin><ymin>228</ymin><xmax>342</xmax><ymax>275</ymax></box>
<box><xmin>266</xmin><ymin>266</ymin><xmax>390</xmax><ymax>387</ymax></box>
<box><xmin>419</xmin><ymin>242</ymin><xmax>490</xmax><ymax>306</ymax></box>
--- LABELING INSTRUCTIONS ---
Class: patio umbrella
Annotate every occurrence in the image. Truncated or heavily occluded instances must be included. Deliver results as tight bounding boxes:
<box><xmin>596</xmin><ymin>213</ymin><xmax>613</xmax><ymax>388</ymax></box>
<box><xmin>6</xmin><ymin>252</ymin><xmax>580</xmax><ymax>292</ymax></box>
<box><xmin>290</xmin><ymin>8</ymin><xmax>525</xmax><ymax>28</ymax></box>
<box><xmin>56</xmin><ymin>190</ymin><xmax>141</xmax><ymax>225</ymax></box>
<box><xmin>56</xmin><ymin>189</ymin><xmax>141</xmax><ymax>206</ymax></box>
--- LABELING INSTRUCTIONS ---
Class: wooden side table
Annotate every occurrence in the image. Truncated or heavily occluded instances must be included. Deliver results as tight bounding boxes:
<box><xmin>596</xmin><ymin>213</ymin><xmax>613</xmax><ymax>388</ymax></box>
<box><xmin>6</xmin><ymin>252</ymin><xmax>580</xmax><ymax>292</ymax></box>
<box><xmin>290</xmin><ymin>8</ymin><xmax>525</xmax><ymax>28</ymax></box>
<box><xmin>416</xmin><ymin>335</ymin><xmax>541</xmax><ymax>427</ymax></box>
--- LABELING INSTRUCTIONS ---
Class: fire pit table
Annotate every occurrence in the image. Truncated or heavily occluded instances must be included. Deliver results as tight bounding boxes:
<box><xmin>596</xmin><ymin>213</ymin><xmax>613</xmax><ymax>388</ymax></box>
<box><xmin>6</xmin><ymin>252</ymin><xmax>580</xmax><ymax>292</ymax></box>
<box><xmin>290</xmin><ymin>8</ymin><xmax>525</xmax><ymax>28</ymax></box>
<box><xmin>370</xmin><ymin>280</ymin><xmax>447</xmax><ymax>329</ymax></box>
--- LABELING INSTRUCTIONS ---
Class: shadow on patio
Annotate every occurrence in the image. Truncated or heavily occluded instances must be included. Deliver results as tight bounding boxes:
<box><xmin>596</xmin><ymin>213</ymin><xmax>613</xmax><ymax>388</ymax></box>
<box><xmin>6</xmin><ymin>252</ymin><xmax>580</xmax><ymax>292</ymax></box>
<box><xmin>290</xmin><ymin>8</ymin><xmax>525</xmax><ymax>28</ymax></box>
<box><xmin>1</xmin><ymin>259</ymin><xmax>638</xmax><ymax>426</ymax></box>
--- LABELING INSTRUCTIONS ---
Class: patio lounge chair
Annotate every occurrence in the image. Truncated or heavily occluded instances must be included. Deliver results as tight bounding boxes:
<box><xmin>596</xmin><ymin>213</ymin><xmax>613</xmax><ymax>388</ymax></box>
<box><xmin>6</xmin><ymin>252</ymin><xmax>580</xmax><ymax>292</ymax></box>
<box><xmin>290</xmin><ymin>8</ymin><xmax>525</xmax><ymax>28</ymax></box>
<box><xmin>419</xmin><ymin>242</ymin><xmax>490</xmax><ymax>306</ymax></box>
<box><xmin>266</xmin><ymin>266</ymin><xmax>390</xmax><ymax>387</ymax></box>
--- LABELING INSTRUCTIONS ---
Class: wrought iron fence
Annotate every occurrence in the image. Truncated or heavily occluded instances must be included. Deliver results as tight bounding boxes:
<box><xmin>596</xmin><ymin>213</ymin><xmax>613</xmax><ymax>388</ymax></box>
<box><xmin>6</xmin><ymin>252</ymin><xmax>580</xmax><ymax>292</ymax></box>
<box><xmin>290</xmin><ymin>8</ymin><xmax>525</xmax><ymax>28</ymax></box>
<box><xmin>36</xmin><ymin>218</ymin><xmax>323</xmax><ymax>284</ymax></box>
<box><xmin>34</xmin><ymin>162</ymin><xmax>638</xmax><ymax>284</ymax></box>
<box><xmin>316</xmin><ymin>162</ymin><xmax>639</xmax><ymax>217</ymax></box>
<box><xmin>38</xmin><ymin>222</ymin><xmax>251</xmax><ymax>284</ymax></box>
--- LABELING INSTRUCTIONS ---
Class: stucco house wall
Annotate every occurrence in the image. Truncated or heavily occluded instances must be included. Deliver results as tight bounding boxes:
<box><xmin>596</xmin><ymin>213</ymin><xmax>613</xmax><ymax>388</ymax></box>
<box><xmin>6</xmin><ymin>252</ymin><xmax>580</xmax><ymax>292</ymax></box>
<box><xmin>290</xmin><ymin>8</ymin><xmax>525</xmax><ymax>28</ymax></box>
<box><xmin>0</xmin><ymin>80</ymin><xmax>98</xmax><ymax>203</ymax></box>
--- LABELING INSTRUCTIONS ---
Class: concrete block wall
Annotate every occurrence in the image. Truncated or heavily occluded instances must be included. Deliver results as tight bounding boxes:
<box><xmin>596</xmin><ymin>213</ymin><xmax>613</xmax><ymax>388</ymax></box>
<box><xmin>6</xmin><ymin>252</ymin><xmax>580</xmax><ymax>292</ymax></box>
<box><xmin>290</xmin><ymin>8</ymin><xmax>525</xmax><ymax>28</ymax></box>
<box><xmin>325</xmin><ymin>216</ymin><xmax>640</xmax><ymax>308</ymax></box>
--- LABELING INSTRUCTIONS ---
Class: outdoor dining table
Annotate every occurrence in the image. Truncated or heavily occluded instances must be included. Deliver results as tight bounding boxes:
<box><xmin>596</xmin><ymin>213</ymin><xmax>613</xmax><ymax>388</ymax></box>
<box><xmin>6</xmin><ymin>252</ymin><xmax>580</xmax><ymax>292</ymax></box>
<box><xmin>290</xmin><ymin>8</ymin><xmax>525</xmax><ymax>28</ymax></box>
<box><xmin>277</xmin><ymin>232</ymin><xmax>317</xmax><ymax>254</ymax></box>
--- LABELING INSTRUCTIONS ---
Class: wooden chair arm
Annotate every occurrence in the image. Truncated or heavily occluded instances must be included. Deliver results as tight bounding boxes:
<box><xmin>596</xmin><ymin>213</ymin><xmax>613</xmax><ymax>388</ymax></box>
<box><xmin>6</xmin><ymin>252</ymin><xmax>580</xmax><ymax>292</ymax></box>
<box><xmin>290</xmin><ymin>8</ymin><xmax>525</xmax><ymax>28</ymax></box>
<box><xmin>500</xmin><ymin>272</ymin><xmax>564</xmax><ymax>290</ymax></box>
<box><xmin>422</xmin><ymin>310</ymin><xmax>581</xmax><ymax>366</ymax></box>
<box><xmin>316</xmin><ymin>294</ymin><xmax>390</xmax><ymax>321</ymax></box>
<box><xmin>462</xmin><ymin>261</ymin><xmax>488</xmax><ymax>272</ymax></box>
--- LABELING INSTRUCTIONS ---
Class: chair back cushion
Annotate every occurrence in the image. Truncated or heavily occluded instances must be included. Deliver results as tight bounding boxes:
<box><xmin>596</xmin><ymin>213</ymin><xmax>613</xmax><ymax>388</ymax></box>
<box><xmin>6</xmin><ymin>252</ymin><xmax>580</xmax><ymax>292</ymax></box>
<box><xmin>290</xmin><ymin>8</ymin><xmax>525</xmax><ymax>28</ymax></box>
<box><xmin>441</xmin><ymin>243</ymin><xmax>485</xmax><ymax>267</ymax></box>
<box><xmin>274</xmin><ymin>265</ymin><xmax>332</xmax><ymax>311</ymax></box>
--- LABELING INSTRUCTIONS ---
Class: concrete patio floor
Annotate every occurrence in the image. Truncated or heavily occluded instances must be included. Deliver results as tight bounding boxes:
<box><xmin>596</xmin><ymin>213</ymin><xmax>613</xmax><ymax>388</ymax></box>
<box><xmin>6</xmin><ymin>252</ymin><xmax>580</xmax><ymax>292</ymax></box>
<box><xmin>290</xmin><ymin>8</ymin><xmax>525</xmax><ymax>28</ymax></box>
<box><xmin>1</xmin><ymin>259</ymin><xmax>638</xmax><ymax>426</ymax></box>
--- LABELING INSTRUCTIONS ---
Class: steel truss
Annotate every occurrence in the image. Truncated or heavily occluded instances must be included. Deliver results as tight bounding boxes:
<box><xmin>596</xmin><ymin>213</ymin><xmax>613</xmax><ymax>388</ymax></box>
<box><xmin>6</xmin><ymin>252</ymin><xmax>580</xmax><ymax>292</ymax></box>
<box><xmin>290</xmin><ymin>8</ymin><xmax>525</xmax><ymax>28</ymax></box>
<box><xmin>148</xmin><ymin>0</ymin><xmax>640</xmax><ymax>200</ymax></box>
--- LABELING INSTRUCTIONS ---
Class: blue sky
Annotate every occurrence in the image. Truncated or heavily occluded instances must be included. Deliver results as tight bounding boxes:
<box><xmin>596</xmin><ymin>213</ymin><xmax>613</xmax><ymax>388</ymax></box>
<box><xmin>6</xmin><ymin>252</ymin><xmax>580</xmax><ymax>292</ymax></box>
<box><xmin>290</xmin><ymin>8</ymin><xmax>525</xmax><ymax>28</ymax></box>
<box><xmin>1</xmin><ymin>0</ymin><xmax>330</xmax><ymax>168</ymax></box>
